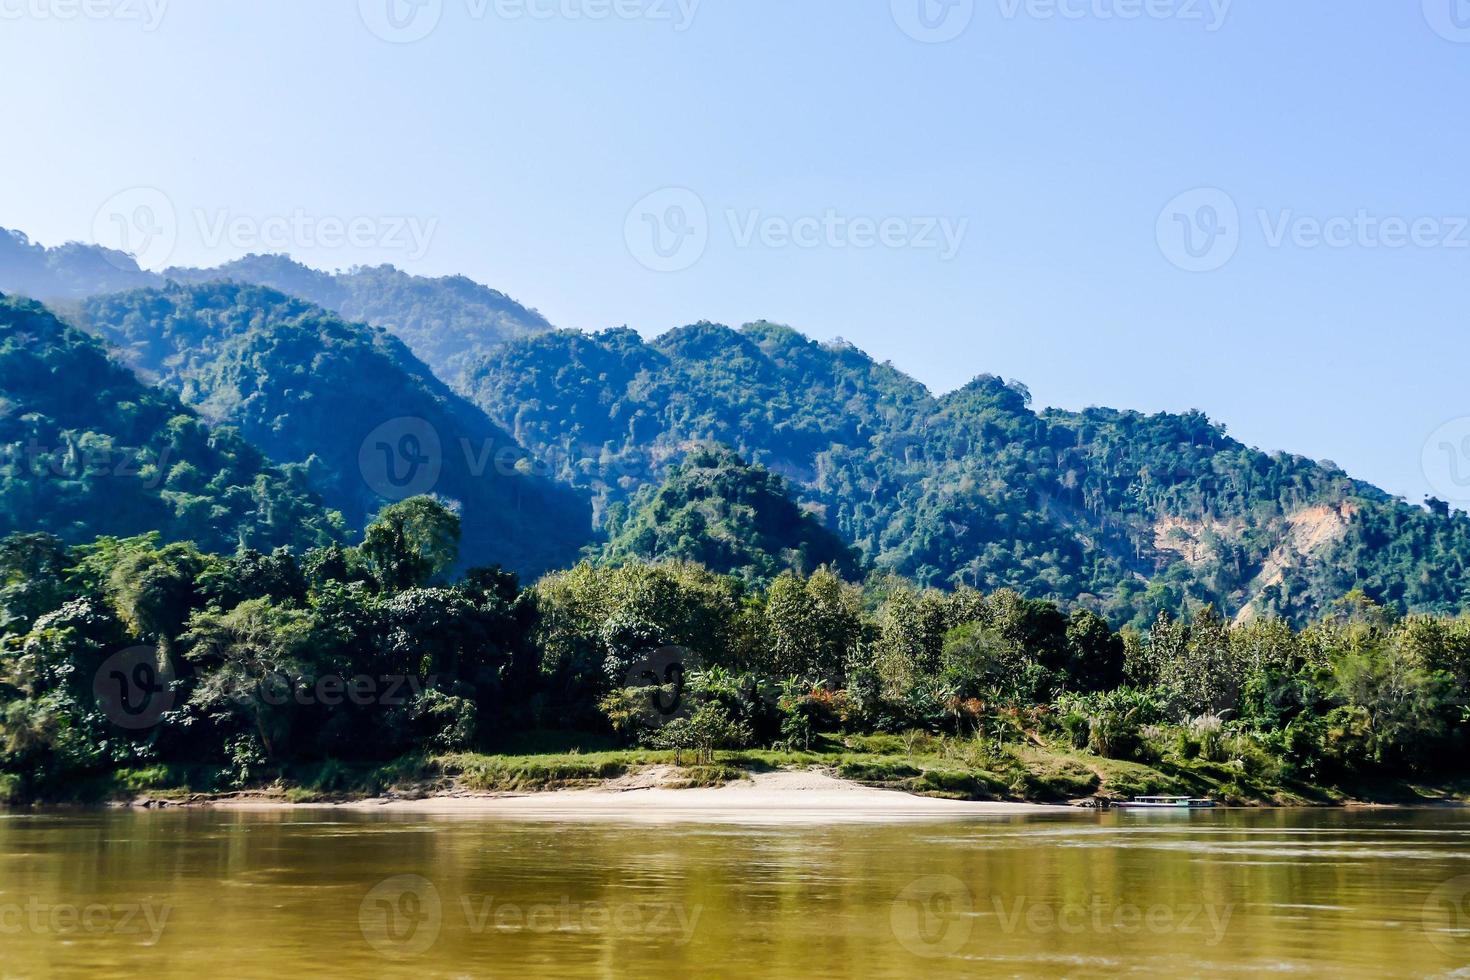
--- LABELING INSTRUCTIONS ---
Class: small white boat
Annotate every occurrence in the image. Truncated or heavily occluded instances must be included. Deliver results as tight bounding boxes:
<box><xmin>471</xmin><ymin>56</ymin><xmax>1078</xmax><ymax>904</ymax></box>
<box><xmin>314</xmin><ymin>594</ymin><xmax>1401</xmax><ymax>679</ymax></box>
<box><xmin>1112</xmin><ymin>795</ymin><xmax>1217</xmax><ymax>810</ymax></box>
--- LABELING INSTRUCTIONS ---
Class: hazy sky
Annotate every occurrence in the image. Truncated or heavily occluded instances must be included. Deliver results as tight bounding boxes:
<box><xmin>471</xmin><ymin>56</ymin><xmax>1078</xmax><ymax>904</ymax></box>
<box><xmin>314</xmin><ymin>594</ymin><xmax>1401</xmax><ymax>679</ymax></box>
<box><xmin>3</xmin><ymin>1</ymin><xmax>1467</xmax><ymax>506</ymax></box>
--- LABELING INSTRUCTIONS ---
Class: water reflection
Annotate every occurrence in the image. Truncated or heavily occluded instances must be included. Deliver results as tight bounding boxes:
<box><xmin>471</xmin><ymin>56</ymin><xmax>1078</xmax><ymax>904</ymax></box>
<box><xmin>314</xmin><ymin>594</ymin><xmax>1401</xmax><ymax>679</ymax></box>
<box><xmin>0</xmin><ymin>808</ymin><xmax>1467</xmax><ymax>978</ymax></box>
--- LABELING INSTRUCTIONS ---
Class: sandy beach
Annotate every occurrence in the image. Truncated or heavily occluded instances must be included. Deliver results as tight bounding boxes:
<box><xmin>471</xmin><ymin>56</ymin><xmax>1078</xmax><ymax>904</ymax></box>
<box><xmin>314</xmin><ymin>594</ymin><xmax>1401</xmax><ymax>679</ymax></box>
<box><xmin>327</xmin><ymin>769</ymin><xmax>1073</xmax><ymax>824</ymax></box>
<box><xmin>157</xmin><ymin>768</ymin><xmax>1074</xmax><ymax>823</ymax></box>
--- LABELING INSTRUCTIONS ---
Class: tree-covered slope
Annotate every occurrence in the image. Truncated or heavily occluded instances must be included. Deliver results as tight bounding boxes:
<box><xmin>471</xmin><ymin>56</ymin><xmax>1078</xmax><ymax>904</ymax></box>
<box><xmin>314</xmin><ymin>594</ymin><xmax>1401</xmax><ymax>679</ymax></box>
<box><xmin>0</xmin><ymin>293</ymin><xmax>339</xmax><ymax>552</ymax></box>
<box><xmin>0</xmin><ymin>229</ymin><xmax>551</xmax><ymax>382</ymax></box>
<box><xmin>602</xmin><ymin>445</ymin><xmax>861</xmax><ymax>585</ymax></box>
<box><xmin>0</xmin><ymin>229</ymin><xmax>159</xmax><ymax>302</ymax></box>
<box><xmin>79</xmin><ymin>282</ymin><xmax>589</xmax><ymax>576</ymax></box>
<box><xmin>465</xmin><ymin>321</ymin><xmax>1470</xmax><ymax>626</ymax></box>
<box><xmin>164</xmin><ymin>255</ymin><xmax>552</xmax><ymax>383</ymax></box>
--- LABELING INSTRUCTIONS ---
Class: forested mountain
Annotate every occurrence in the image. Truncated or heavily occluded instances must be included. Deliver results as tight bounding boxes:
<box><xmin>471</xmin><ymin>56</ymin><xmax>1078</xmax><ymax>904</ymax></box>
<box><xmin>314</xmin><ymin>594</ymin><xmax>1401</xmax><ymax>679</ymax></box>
<box><xmin>0</xmin><ymin>293</ymin><xmax>339</xmax><ymax>553</ymax></box>
<box><xmin>6</xmin><ymin>226</ymin><xmax>1469</xmax><ymax>628</ymax></box>
<box><xmin>163</xmin><ymin>255</ymin><xmax>552</xmax><ymax>382</ymax></box>
<box><xmin>465</xmin><ymin>321</ymin><xmax>1470</xmax><ymax>627</ymax></box>
<box><xmin>602</xmin><ymin>446</ymin><xmax>861</xmax><ymax>585</ymax></box>
<box><xmin>0</xmin><ymin>229</ymin><xmax>157</xmax><ymax>301</ymax></box>
<box><xmin>0</xmin><ymin>228</ymin><xmax>551</xmax><ymax>380</ymax></box>
<box><xmin>78</xmin><ymin>282</ymin><xmax>589</xmax><ymax>577</ymax></box>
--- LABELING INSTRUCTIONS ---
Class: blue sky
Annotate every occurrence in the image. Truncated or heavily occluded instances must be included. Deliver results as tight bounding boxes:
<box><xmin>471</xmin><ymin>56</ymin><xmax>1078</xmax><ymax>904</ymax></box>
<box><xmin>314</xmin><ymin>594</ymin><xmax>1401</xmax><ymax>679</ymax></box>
<box><xmin>2</xmin><ymin>1</ymin><xmax>1467</xmax><ymax>505</ymax></box>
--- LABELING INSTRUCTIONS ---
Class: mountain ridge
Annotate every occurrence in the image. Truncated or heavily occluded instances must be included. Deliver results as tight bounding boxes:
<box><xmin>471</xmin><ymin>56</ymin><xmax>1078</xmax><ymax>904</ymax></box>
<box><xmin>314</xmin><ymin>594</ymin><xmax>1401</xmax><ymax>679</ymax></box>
<box><xmin>0</xmin><ymin>228</ymin><xmax>551</xmax><ymax>381</ymax></box>
<box><xmin>3</xmin><ymin>227</ymin><xmax>1466</xmax><ymax>626</ymax></box>
<box><xmin>78</xmin><ymin>281</ymin><xmax>590</xmax><ymax>577</ymax></box>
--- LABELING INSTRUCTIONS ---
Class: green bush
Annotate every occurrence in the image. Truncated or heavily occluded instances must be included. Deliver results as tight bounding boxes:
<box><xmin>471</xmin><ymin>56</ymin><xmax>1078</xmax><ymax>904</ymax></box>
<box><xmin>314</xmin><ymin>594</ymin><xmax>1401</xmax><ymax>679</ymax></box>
<box><xmin>837</xmin><ymin>759</ymin><xmax>921</xmax><ymax>782</ymax></box>
<box><xmin>915</xmin><ymin>769</ymin><xmax>996</xmax><ymax>799</ymax></box>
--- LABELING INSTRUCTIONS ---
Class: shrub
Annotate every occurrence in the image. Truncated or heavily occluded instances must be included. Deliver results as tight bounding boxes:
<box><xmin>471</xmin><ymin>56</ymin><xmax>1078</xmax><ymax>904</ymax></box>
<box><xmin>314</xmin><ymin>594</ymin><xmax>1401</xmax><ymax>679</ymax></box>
<box><xmin>646</xmin><ymin>703</ymin><xmax>753</xmax><ymax>765</ymax></box>
<box><xmin>1189</xmin><ymin>714</ymin><xmax>1227</xmax><ymax>763</ymax></box>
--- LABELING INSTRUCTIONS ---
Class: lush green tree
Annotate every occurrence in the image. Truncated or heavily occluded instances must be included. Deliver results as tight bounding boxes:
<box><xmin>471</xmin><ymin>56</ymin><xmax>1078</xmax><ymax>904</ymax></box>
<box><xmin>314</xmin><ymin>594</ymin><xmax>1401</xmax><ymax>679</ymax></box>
<box><xmin>760</xmin><ymin>568</ymin><xmax>863</xmax><ymax>679</ymax></box>
<box><xmin>360</xmin><ymin>496</ymin><xmax>462</xmax><ymax>592</ymax></box>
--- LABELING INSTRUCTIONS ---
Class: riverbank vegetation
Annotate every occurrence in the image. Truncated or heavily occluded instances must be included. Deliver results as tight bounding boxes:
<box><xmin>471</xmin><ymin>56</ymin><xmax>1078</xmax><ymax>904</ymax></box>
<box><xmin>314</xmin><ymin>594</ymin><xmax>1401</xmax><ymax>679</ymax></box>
<box><xmin>2</xmin><ymin>495</ymin><xmax>1468</xmax><ymax>805</ymax></box>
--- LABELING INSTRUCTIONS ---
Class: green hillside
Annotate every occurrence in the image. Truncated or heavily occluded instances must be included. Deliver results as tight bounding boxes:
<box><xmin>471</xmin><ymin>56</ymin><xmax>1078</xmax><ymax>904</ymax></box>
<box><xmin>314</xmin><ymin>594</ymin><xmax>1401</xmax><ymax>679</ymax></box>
<box><xmin>0</xmin><ymin>229</ymin><xmax>551</xmax><ymax>382</ymax></box>
<box><xmin>602</xmin><ymin>446</ymin><xmax>861</xmax><ymax>585</ymax></box>
<box><xmin>80</xmin><ymin>282</ymin><xmax>589</xmax><ymax>577</ymax></box>
<box><xmin>465</xmin><ymin>321</ymin><xmax>1470</xmax><ymax>627</ymax></box>
<box><xmin>164</xmin><ymin>254</ymin><xmax>552</xmax><ymax>382</ymax></box>
<box><xmin>0</xmin><ymin>292</ymin><xmax>339</xmax><ymax>553</ymax></box>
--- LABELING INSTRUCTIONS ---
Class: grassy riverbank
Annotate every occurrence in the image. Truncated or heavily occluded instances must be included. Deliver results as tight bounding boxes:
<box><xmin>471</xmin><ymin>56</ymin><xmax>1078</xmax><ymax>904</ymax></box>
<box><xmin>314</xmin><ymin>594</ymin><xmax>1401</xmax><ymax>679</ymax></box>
<box><xmin>74</xmin><ymin>731</ymin><xmax>1470</xmax><ymax>809</ymax></box>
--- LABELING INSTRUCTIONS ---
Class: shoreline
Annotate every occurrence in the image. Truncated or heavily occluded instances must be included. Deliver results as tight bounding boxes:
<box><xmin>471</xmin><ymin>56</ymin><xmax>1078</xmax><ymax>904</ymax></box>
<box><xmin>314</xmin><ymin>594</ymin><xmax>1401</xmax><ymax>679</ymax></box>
<box><xmin>119</xmin><ymin>769</ymin><xmax>1077</xmax><ymax>823</ymax></box>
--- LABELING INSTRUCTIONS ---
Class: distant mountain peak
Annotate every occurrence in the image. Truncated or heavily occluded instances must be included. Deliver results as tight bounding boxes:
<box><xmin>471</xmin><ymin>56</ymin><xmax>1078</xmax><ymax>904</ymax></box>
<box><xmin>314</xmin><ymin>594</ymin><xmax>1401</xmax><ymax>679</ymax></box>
<box><xmin>0</xmin><ymin>225</ymin><xmax>553</xmax><ymax>385</ymax></box>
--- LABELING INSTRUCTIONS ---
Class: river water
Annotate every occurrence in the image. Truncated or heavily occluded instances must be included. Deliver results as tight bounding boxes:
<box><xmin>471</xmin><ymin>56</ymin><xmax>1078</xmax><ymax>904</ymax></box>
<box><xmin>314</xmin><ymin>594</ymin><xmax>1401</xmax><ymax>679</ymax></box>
<box><xmin>2</xmin><ymin>807</ymin><xmax>1469</xmax><ymax>977</ymax></box>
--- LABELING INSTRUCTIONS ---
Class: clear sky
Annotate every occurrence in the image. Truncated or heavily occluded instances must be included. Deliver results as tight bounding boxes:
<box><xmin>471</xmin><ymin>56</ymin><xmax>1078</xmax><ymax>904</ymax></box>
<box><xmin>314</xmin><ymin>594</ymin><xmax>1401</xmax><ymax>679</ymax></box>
<box><xmin>3</xmin><ymin>0</ymin><xmax>1467</xmax><ymax>505</ymax></box>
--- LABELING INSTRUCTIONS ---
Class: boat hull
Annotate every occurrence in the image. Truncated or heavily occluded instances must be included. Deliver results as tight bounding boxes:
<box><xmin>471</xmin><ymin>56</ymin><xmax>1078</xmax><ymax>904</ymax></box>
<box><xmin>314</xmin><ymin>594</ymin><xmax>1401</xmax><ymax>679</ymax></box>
<box><xmin>1113</xmin><ymin>801</ymin><xmax>1217</xmax><ymax>810</ymax></box>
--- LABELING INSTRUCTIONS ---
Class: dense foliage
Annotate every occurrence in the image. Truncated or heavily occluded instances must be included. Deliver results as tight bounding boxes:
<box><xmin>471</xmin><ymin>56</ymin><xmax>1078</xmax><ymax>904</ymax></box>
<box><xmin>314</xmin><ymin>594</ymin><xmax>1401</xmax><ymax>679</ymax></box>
<box><xmin>602</xmin><ymin>446</ymin><xmax>860</xmax><ymax>585</ymax></box>
<box><xmin>0</xmin><ymin>229</ymin><xmax>156</xmax><ymax>302</ymax></box>
<box><xmin>80</xmin><ymin>282</ymin><xmax>589</xmax><ymax>577</ymax></box>
<box><xmin>0</xmin><ymin>293</ymin><xmax>340</xmax><ymax>553</ymax></box>
<box><xmin>164</xmin><ymin>254</ymin><xmax>552</xmax><ymax>383</ymax></box>
<box><xmin>0</xmin><ymin>228</ymin><xmax>551</xmax><ymax>383</ymax></box>
<box><xmin>7</xmin><ymin>229</ymin><xmax>1470</xmax><ymax>628</ymax></box>
<box><xmin>0</xmin><ymin>499</ymin><xmax>539</xmax><ymax>798</ymax></box>
<box><xmin>2</xmin><ymin>500</ymin><xmax>1465</xmax><ymax>802</ymax></box>
<box><xmin>466</xmin><ymin>321</ymin><xmax>1470</xmax><ymax>627</ymax></box>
